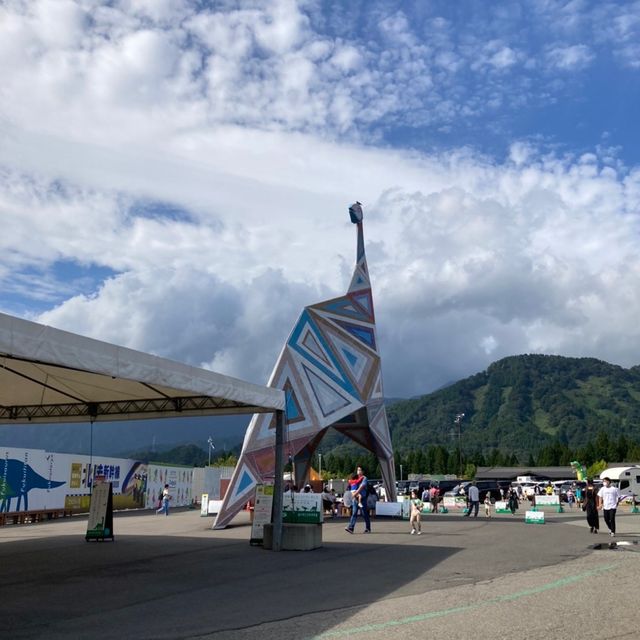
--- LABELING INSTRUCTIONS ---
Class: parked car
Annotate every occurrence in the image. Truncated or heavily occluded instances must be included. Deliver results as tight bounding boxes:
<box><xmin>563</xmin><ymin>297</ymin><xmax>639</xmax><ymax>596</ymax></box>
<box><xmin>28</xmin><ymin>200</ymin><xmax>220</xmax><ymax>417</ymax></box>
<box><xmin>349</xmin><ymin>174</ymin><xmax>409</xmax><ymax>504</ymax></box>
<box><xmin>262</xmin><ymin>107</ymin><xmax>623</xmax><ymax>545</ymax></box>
<box><xmin>453</xmin><ymin>481</ymin><xmax>503</xmax><ymax>503</ymax></box>
<box><xmin>475</xmin><ymin>481</ymin><xmax>503</xmax><ymax>502</ymax></box>
<box><xmin>395</xmin><ymin>480</ymin><xmax>411</xmax><ymax>496</ymax></box>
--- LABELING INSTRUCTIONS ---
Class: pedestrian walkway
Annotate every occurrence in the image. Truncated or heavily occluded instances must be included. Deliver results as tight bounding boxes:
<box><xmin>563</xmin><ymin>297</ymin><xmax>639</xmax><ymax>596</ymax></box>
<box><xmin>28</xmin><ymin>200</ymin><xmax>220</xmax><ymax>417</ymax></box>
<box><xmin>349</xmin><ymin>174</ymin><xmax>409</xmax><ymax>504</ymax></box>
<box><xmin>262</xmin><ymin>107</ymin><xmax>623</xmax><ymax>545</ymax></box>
<box><xmin>1</xmin><ymin>508</ymin><xmax>638</xmax><ymax>639</ymax></box>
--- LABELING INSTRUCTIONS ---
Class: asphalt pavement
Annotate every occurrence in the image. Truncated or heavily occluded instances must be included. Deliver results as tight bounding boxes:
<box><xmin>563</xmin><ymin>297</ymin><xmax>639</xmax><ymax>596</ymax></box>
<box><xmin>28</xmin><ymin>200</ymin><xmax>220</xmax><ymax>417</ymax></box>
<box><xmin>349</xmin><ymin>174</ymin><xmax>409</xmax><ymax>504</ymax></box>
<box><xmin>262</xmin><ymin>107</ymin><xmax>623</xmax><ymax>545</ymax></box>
<box><xmin>1</xmin><ymin>505</ymin><xmax>638</xmax><ymax>640</ymax></box>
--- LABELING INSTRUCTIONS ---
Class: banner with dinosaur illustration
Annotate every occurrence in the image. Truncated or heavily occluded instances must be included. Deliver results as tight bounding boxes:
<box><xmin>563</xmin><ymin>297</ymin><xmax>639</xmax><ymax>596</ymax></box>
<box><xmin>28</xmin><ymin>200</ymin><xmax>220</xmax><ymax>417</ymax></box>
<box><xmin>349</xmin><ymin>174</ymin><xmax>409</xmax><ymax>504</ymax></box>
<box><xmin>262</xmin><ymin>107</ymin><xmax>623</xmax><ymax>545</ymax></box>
<box><xmin>0</xmin><ymin>447</ymin><xmax>189</xmax><ymax>514</ymax></box>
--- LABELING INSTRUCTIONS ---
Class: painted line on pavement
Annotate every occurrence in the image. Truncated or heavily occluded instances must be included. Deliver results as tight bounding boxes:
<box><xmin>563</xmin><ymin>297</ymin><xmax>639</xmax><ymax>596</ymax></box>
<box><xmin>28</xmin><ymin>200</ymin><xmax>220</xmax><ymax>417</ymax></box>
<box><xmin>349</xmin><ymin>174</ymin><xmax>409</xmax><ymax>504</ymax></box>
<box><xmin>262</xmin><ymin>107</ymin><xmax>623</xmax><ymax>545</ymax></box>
<box><xmin>311</xmin><ymin>562</ymin><xmax>620</xmax><ymax>639</ymax></box>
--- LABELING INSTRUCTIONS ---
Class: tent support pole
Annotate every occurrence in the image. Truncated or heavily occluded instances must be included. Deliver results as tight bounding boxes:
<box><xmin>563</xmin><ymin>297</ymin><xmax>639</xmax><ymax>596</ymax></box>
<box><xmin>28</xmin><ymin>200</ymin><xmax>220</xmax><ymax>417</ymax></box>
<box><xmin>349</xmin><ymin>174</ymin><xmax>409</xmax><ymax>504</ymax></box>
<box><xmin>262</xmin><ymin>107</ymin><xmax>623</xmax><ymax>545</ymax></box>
<box><xmin>271</xmin><ymin>409</ymin><xmax>285</xmax><ymax>552</ymax></box>
<box><xmin>89</xmin><ymin>416</ymin><xmax>95</xmax><ymax>498</ymax></box>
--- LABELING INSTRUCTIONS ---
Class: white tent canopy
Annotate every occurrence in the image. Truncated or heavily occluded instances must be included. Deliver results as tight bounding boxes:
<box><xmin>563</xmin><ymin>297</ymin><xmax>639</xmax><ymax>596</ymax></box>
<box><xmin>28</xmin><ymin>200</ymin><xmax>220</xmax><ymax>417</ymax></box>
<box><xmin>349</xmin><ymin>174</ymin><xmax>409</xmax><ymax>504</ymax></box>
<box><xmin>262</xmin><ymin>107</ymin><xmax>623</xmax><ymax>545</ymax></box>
<box><xmin>0</xmin><ymin>312</ymin><xmax>285</xmax><ymax>424</ymax></box>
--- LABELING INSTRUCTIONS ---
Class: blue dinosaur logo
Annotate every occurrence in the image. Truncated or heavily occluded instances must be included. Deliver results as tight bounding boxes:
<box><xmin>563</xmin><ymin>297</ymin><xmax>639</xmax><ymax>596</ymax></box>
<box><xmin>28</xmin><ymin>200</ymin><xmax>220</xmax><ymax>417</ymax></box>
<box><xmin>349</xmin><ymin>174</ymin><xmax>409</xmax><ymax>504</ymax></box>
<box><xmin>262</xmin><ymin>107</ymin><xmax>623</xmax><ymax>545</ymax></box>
<box><xmin>0</xmin><ymin>458</ymin><xmax>66</xmax><ymax>512</ymax></box>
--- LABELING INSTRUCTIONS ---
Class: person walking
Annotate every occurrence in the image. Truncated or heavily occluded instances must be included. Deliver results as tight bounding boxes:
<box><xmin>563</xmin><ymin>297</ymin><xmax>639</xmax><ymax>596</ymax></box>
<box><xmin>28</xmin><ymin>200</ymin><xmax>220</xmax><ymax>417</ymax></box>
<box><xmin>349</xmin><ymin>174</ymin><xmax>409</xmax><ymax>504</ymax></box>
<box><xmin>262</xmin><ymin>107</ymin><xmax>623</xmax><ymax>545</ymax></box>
<box><xmin>409</xmin><ymin>490</ymin><xmax>423</xmax><ymax>534</ymax></box>
<box><xmin>366</xmin><ymin>486</ymin><xmax>378</xmax><ymax>519</ymax></box>
<box><xmin>597</xmin><ymin>477</ymin><xmax>622</xmax><ymax>537</ymax></box>
<box><xmin>583</xmin><ymin>479</ymin><xmax>599</xmax><ymax>534</ymax></box>
<box><xmin>429</xmin><ymin>485</ymin><xmax>440</xmax><ymax>514</ymax></box>
<box><xmin>508</xmin><ymin>488</ymin><xmax>519</xmax><ymax>515</ymax></box>
<box><xmin>156</xmin><ymin>484</ymin><xmax>171</xmax><ymax>516</ymax></box>
<box><xmin>464</xmin><ymin>482</ymin><xmax>480</xmax><ymax>518</ymax></box>
<box><xmin>345</xmin><ymin>466</ymin><xmax>371</xmax><ymax>534</ymax></box>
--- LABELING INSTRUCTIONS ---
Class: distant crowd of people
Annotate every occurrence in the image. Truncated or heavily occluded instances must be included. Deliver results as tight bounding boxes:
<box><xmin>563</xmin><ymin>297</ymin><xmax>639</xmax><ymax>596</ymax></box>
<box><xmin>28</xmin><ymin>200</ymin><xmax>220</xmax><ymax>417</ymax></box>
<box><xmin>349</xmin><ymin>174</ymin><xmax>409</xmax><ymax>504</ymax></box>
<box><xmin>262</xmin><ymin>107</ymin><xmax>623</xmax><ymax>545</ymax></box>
<box><xmin>284</xmin><ymin>470</ymin><xmax>629</xmax><ymax>538</ymax></box>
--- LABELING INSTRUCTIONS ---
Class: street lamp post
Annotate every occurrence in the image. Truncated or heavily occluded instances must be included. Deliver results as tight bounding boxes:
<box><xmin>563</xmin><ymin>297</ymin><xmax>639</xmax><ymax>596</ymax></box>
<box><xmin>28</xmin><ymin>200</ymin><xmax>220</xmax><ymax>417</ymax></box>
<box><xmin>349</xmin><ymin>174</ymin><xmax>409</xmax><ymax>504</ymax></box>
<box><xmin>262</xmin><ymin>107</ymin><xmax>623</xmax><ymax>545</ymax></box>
<box><xmin>207</xmin><ymin>437</ymin><xmax>215</xmax><ymax>466</ymax></box>
<box><xmin>318</xmin><ymin>453</ymin><xmax>322</xmax><ymax>479</ymax></box>
<box><xmin>455</xmin><ymin>413</ymin><xmax>465</xmax><ymax>476</ymax></box>
<box><xmin>400</xmin><ymin>464</ymin><xmax>403</xmax><ymax>482</ymax></box>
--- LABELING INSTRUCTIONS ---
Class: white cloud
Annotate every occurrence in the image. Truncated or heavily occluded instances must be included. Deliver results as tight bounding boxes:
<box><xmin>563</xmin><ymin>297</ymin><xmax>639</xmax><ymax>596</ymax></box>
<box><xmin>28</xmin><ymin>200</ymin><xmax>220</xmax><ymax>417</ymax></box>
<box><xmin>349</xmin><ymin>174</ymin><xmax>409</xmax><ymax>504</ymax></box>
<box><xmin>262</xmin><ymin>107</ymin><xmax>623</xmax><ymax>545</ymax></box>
<box><xmin>489</xmin><ymin>46</ymin><xmax>519</xmax><ymax>69</ymax></box>
<box><xmin>1</xmin><ymin>0</ymin><xmax>640</xmax><ymax>399</ymax></box>
<box><xmin>546</xmin><ymin>44</ymin><xmax>594</xmax><ymax>70</ymax></box>
<box><xmin>4</xmin><ymin>135</ymin><xmax>639</xmax><ymax>396</ymax></box>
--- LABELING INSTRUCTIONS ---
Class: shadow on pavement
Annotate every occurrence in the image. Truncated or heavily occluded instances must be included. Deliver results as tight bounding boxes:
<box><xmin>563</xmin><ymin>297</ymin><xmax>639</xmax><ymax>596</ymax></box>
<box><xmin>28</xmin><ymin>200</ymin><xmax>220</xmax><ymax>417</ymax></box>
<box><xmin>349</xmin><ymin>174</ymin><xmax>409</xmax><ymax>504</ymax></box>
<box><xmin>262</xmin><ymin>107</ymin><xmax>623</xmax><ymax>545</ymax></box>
<box><xmin>0</xmin><ymin>518</ymin><xmax>458</xmax><ymax>640</ymax></box>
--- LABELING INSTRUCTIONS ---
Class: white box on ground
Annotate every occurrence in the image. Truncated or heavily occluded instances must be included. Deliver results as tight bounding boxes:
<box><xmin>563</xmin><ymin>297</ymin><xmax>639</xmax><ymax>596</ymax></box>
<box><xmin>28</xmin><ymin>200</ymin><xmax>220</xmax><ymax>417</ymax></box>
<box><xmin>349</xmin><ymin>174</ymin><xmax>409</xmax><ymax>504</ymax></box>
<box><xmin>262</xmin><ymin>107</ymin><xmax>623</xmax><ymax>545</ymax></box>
<box><xmin>376</xmin><ymin>502</ymin><xmax>403</xmax><ymax>517</ymax></box>
<box><xmin>207</xmin><ymin>499</ymin><xmax>224</xmax><ymax>514</ymax></box>
<box><xmin>525</xmin><ymin>510</ymin><xmax>545</xmax><ymax>524</ymax></box>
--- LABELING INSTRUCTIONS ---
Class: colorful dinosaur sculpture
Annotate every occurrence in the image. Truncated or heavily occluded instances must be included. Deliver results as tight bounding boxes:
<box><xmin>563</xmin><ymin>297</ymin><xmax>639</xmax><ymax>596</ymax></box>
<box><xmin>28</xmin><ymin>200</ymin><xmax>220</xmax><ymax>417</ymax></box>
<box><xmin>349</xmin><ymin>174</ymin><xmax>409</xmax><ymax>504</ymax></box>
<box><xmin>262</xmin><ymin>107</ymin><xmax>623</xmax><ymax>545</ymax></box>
<box><xmin>214</xmin><ymin>202</ymin><xmax>397</xmax><ymax>528</ymax></box>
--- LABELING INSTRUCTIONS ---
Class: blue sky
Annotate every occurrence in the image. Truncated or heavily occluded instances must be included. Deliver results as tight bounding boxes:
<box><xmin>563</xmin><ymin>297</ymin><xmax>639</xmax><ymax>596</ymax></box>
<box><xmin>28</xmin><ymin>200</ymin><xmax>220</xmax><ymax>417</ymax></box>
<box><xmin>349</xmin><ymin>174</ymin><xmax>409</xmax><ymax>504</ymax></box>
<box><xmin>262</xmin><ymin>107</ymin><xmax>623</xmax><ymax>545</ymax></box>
<box><xmin>1</xmin><ymin>0</ymin><xmax>639</xmax><ymax>397</ymax></box>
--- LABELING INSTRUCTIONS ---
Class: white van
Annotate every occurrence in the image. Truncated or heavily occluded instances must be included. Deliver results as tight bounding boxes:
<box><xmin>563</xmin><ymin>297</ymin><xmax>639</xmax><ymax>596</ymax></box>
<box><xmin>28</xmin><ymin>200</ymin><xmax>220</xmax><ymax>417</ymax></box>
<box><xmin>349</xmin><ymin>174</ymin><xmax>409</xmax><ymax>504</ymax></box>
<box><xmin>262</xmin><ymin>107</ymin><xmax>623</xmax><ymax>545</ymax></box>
<box><xmin>599</xmin><ymin>466</ymin><xmax>640</xmax><ymax>499</ymax></box>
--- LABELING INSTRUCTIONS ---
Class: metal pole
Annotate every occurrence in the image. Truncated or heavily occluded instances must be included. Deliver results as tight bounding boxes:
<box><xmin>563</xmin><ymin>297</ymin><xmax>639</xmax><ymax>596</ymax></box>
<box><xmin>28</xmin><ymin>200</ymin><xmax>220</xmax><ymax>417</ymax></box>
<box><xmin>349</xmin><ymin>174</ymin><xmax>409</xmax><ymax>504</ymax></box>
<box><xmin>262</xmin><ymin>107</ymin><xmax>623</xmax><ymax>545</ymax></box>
<box><xmin>455</xmin><ymin>413</ymin><xmax>465</xmax><ymax>477</ymax></box>
<box><xmin>271</xmin><ymin>409</ymin><xmax>285</xmax><ymax>552</ymax></box>
<box><xmin>319</xmin><ymin>453</ymin><xmax>322</xmax><ymax>479</ymax></box>
<box><xmin>400</xmin><ymin>464</ymin><xmax>403</xmax><ymax>482</ymax></box>
<box><xmin>89</xmin><ymin>417</ymin><xmax>95</xmax><ymax>498</ymax></box>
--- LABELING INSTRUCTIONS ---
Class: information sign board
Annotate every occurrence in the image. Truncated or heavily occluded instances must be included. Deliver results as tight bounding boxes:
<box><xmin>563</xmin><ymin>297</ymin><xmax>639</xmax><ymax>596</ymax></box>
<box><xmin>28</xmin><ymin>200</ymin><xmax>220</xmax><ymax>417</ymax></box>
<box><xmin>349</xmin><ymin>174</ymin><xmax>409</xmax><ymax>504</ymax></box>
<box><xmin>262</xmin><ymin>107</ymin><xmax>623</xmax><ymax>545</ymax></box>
<box><xmin>525</xmin><ymin>510</ymin><xmax>545</xmax><ymax>524</ymax></box>
<box><xmin>85</xmin><ymin>481</ymin><xmax>114</xmax><ymax>541</ymax></box>
<box><xmin>250</xmin><ymin>484</ymin><xmax>274</xmax><ymax>545</ymax></box>
<box><xmin>282</xmin><ymin>492</ymin><xmax>322</xmax><ymax>524</ymax></box>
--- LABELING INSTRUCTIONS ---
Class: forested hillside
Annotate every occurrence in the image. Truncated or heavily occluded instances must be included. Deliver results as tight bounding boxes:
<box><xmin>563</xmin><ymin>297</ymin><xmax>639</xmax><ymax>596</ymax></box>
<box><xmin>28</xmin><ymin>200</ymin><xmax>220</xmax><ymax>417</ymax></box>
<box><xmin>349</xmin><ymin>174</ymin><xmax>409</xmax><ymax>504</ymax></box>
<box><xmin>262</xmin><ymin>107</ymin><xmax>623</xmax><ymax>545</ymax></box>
<box><xmin>386</xmin><ymin>354</ymin><xmax>640</xmax><ymax>461</ymax></box>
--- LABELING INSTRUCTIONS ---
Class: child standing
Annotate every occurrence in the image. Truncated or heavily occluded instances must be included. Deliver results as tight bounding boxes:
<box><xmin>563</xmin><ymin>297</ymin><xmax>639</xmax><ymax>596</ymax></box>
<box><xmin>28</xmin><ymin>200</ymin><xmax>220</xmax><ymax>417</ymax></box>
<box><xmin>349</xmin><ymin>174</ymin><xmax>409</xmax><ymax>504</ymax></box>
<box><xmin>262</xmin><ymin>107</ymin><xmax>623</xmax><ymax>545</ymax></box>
<box><xmin>409</xmin><ymin>490</ymin><xmax>423</xmax><ymax>535</ymax></box>
<box><xmin>484</xmin><ymin>494</ymin><xmax>492</xmax><ymax>518</ymax></box>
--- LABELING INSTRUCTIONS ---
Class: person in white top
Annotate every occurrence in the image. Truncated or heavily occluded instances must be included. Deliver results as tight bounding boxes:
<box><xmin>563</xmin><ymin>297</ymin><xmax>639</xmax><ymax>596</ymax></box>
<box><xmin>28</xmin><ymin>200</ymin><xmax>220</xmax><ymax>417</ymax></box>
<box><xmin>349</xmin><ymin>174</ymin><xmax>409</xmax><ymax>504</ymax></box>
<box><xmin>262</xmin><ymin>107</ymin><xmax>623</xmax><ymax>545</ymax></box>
<box><xmin>597</xmin><ymin>477</ymin><xmax>622</xmax><ymax>537</ymax></box>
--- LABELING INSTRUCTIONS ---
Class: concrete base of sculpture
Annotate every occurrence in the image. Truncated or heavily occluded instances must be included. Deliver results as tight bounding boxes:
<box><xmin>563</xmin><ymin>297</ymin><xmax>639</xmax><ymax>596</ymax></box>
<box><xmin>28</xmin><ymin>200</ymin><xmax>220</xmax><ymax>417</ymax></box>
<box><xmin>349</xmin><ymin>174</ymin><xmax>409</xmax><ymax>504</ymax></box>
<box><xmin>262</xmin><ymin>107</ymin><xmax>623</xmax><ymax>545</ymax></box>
<box><xmin>262</xmin><ymin>523</ymin><xmax>323</xmax><ymax>551</ymax></box>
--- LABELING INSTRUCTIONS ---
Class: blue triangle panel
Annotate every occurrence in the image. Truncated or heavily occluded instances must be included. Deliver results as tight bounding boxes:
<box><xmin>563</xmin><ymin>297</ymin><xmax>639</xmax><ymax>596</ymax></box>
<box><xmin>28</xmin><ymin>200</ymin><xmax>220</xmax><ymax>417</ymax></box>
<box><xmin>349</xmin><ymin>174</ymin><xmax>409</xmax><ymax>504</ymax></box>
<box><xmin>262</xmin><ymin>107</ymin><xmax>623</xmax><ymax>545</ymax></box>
<box><xmin>237</xmin><ymin>469</ymin><xmax>253</xmax><ymax>495</ymax></box>
<box><xmin>286</xmin><ymin>389</ymin><xmax>301</xmax><ymax>420</ymax></box>
<box><xmin>335</xmin><ymin>320</ymin><xmax>376</xmax><ymax>350</ymax></box>
<box><xmin>343</xmin><ymin>349</ymin><xmax>358</xmax><ymax>367</ymax></box>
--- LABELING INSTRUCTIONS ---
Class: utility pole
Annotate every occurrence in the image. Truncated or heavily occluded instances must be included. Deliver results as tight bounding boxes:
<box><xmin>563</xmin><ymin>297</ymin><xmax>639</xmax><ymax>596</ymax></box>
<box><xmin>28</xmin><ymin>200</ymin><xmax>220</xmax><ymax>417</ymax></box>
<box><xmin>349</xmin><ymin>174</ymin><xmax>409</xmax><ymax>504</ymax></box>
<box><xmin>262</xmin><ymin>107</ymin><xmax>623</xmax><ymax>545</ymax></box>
<box><xmin>455</xmin><ymin>413</ymin><xmax>465</xmax><ymax>477</ymax></box>
<box><xmin>207</xmin><ymin>437</ymin><xmax>215</xmax><ymax>466</ymax></box>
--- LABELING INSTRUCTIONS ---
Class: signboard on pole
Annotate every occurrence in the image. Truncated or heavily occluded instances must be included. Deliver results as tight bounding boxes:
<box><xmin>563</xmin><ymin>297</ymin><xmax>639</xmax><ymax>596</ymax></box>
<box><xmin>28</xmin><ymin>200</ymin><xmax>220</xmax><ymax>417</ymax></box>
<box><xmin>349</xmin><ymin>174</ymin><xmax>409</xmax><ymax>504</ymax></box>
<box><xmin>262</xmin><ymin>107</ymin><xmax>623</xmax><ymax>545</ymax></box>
<box><xmin>250</xmin><ymin>484</ymin><xmax>274</xmax><ymax>545</ymax></box>
<box><xmin>200</xmin><ymin>493</ymin><xmax>209</xmax><ymax>517</ymax></box>
<box><xmin>85</xmin><ymin>481</ymin><xmax>114</xmax><ymax>541</ymax></box>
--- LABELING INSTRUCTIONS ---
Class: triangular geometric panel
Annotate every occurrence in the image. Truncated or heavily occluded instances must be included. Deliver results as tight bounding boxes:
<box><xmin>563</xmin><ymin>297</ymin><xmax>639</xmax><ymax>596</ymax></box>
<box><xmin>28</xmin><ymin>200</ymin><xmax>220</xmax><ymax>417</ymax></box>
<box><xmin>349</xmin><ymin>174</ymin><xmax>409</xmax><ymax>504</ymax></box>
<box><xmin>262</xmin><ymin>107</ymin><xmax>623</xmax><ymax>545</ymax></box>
<box><xmin>311</xmin><ymin>296</ymin><xmax>371</xmax><ymax>322</ymax></box>
<box><xmin>334</xmin><ymin>319</ymin><xmax>377</xmax><ymax>350</ymax></box>
<box><xmin>289</xmin><ymin>312</ymin><xmax>342</xmax><ymax>379</ymax></box>
<box><xmin>283</xmin><ymin>378</ymin><xmax>305</xmax><ymax>424</ymax></box>
<box><xmin>333</xmin><ymin>333</ymin><xmax>372</xmax><ymax>382</ymax></box>
<box><xmin>289</xmin><ymin>311</ymin><xmax>358</xmax><ymax>398</ymax></box>
<box><xmin>228</xmin><ymin>462</ymin><xmax>257</xmax><ymax>503</ymax></box>
<box><xmin>349</xmin><ymin>265</ymin><xmax>370</xmax><ymax>292</ymax></box>
<box><xmin>319</xmin><ymin>325</ymin><xmax>378</xmax><ymax>400</ymax></box>
<box><xmin>350</xmin><ymin>291</ymin><xmax>374</xmax><ymax>321</ymax></box>
<box><xmin>300</xmin><ymin>326</ymin><xmax>332</xmax><ymax>368</ymax></box>
<box><xmin>257</xmin><ymin>353</ymin><xmax>316</xmax><ymax>442</ymax></box>
<box><xmin>302</xmin><ymin>364</ymin><xmax>354</xmax><ymax>418</ymax></box>
<box><xmin>370</xmin><ymin>370</ymin><xmax>384</xmax><ymax>400</ymax></box>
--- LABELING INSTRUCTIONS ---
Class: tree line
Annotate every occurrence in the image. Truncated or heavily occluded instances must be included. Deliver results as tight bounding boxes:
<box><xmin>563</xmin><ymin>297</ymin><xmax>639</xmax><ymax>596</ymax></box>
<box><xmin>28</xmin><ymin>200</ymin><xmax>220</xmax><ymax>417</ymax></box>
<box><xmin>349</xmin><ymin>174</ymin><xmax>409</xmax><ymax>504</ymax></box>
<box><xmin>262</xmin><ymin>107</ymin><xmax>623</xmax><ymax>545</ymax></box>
<box><xmin>316</xmin><ymin>430</ymin><xmax>640</xmax><ymax>481</ymax></box>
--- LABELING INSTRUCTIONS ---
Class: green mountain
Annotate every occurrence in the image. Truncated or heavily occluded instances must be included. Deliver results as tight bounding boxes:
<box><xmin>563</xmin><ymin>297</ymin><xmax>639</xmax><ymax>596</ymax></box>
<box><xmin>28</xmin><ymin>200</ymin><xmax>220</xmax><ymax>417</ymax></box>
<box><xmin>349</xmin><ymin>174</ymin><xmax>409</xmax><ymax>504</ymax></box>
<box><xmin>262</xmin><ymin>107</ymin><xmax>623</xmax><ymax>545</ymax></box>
<box><xmin>387</xmin><ymin>354</ymin><xmax>640</xmax><ymax>460</ymax></box>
